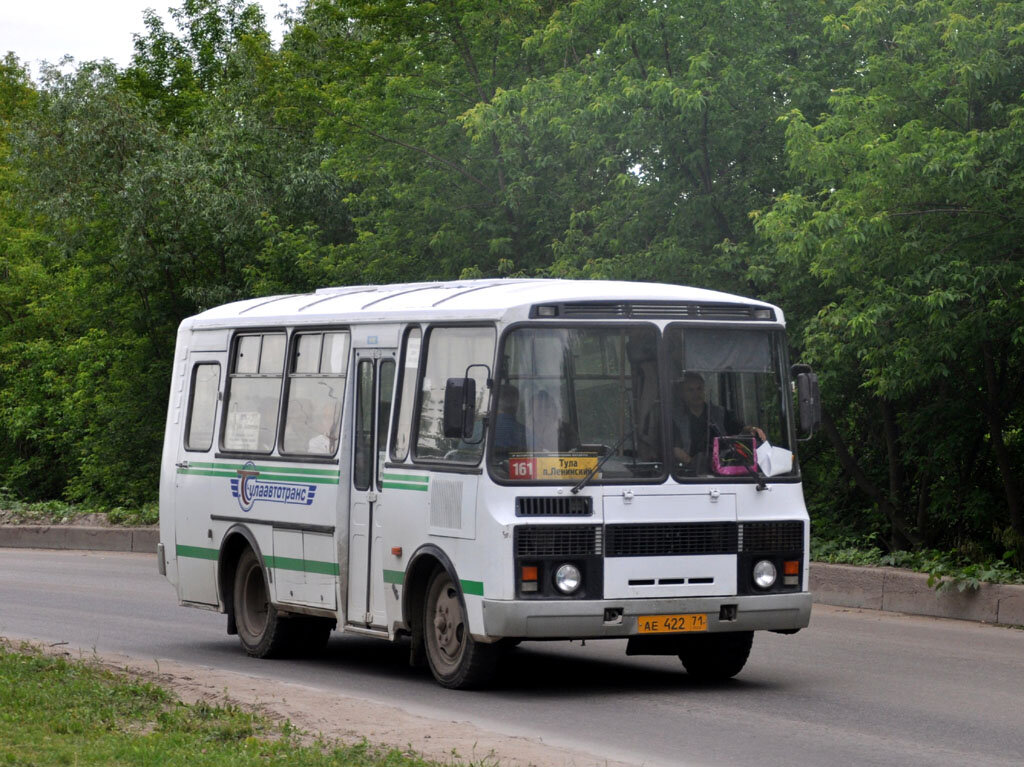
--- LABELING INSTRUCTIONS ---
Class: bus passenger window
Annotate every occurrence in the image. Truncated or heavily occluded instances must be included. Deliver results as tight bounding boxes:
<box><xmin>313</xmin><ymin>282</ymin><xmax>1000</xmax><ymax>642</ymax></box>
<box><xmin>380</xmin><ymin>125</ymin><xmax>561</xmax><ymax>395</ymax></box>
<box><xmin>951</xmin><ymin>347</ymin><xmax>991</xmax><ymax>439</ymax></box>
<box><xmin>185</xmin><ymin>363</ymin><xmax>220</xmax><ymax>451</ymax></box>
<box><xmin>391</xmin><ymin>328</ymin><xmax>421</xmax><ymax>462</ymax></box>
<box><xmin>414</xmin><ymin>326</ymin><xmax>495</xmax><ymax>464</ymax></box>
<box><xmin>282</xmin><ymin>331</ymin><xmax>350</xmax><ymax>456</ymax></box>
<box><xmin>222</xmin><ymin>332</ymin><xmax>286</xmax><ymax>454</ymax></box>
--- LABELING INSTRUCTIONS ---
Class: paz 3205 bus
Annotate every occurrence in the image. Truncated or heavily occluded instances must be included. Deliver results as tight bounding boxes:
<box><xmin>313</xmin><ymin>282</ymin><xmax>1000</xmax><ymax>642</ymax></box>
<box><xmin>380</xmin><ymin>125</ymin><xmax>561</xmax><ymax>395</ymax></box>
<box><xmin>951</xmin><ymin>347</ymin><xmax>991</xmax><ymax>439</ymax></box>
<box><xmin>158</xmin><ymin>279</ymin><xmax>820</xmax><ymax>688</ymax></box>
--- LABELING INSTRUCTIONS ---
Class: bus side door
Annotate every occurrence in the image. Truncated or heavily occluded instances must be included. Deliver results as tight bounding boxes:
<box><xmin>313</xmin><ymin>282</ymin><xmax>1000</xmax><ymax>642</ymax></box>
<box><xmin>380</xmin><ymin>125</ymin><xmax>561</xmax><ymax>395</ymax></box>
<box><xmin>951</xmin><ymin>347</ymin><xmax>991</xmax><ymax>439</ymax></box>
<box><xmin>347</xmin><ymin>349</ymin><xmax>396</xmax><ymax>628</ymax></box>
<box><xmin>174</xmin><ymin>350</ymin><xmax>227</xmax><ymax>606</ymax></box>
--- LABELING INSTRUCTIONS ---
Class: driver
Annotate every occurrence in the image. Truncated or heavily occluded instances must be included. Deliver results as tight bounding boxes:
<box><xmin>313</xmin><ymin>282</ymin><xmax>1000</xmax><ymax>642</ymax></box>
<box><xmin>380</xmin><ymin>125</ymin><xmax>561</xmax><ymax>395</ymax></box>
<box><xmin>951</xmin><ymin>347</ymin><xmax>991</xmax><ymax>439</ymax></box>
<box><xmin>673</xmin><ymin>372</ymin><xmax>764</xmax><ymax>469</ymax></box>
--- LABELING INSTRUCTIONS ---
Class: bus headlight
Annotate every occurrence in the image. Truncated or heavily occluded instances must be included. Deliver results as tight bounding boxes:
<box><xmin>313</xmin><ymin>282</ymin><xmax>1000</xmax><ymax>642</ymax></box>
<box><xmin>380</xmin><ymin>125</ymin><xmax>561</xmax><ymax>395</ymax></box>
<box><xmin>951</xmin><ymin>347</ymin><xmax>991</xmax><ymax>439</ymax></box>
<box><xmin>554</xmin><ymin>563</ymin><xmax>582</xmax><ymax>594</ymax></box>
<box><xmin>753</xmin><ymin>560</ymin><xmax>777</xmax><ymax>590</ymax></box>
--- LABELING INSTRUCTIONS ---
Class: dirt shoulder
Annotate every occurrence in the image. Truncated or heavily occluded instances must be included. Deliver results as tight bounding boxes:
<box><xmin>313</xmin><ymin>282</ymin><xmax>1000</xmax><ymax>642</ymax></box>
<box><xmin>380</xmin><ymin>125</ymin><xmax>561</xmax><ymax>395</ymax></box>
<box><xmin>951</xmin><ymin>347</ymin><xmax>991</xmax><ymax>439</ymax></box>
<box><xmin>26</xmin><ymin>640</ymin><xmax>635</xmax><ymax>767</ymax></box>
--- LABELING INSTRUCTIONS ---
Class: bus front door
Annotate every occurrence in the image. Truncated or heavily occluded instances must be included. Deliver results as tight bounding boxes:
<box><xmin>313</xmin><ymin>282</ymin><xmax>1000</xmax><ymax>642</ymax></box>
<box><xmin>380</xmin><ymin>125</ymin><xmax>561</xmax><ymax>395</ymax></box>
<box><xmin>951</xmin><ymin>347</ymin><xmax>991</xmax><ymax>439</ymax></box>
<box><xmin>347</xmin><ymin>350</ymin><xmax>396</xmax><ymax>629</ymax></box>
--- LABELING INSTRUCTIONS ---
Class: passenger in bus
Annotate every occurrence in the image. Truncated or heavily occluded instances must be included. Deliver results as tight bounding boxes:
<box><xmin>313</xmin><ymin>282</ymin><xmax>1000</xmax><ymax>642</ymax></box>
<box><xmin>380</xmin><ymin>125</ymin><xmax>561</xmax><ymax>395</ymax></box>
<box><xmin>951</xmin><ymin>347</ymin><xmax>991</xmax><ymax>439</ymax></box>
<box><xmin>672</xmin><ymin>372</ymin><xmax>764</xmax><ymax>470</ymax></box>
<box><xmin>306</xmin><ymin>399</ymin><xmax>341</xmax><ymax>455</ymax></box>
<box><xmin>528</xmin><ymin>389</ymin><xmax>578</xmax><ymax>454</ymax></box>
<box><xmin>492</xmin><ymin>383</ymin><xmax>526</xmax><ymax>454</ymax></box>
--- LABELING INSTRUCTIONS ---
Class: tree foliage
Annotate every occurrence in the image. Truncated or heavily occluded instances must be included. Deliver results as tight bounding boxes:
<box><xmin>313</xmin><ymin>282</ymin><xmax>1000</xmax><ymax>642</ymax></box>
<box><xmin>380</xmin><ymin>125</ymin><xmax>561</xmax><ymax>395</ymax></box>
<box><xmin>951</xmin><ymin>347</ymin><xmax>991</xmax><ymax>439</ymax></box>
<box><xmin>0</xmin><ymin>0</ymin><xmax>1021</xmax><ymax>564</ymax></box>
<box><xmin>755</xmin><ymin>0</ymin><xmax>1024</xmax><ymax>550</ymax></box>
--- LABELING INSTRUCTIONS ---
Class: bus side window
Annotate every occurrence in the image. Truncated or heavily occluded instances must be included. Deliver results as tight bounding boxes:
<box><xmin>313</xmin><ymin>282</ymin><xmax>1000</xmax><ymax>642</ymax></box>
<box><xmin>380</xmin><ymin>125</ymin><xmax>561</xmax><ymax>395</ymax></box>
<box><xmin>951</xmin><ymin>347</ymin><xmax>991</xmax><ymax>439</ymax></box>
<box><xmin>222</xmin><ymin>332</ymin><xmax>286</xmax><ymax>454</ymax></box>
<box><xmin>184</xmin><ymin>363</ymin><xmax>221</xmax><ymax>452</ymax></box>
<box><xmin>414</xmin><ymin>326</ymin><xmax>495</xmax><ymax>464</ymax></box>
<box><xmin>391</xmin><ymin>327</ymin><xmax>422</xmax><ymax>462</ymax></box>
<box><xmin>281</xmin><ymin>331</ymin><xmax>350</xmax><ymax>456</ymax></box>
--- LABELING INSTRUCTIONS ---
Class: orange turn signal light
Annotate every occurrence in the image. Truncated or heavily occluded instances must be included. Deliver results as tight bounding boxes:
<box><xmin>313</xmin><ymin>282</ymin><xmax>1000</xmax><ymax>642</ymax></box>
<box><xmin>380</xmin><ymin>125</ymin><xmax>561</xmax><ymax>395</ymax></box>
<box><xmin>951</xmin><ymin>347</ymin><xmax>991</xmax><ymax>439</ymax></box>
<box><xmin>783</xmin><ymin>560</ymin><xmax>799</xmax><ymax>576</ymax></box>
<box><xmin>521</xmin><ymin>565</ymin><xmax>539</xmax><ymax>582</ymax></box>
<box><xmin>391</xmin><ymin>547</ymin><xmax>403</xmax><ymax>557</ymax></box>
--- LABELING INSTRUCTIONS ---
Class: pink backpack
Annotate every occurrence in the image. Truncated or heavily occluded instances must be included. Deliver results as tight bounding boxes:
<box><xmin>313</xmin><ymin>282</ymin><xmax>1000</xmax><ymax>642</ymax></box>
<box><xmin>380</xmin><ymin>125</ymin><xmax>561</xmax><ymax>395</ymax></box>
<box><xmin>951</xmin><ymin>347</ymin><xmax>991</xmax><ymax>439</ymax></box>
<box><xmin>712</xmin><ymin>436</ymin><xmax>758</xmax><ymax>476</ymax></box>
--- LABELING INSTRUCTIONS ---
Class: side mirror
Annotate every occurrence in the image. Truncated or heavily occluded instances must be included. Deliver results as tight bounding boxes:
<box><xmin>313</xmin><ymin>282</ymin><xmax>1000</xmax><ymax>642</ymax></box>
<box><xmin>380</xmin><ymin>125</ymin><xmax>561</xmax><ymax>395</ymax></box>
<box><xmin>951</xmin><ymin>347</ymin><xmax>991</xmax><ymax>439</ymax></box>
<box><xmin>443</xmin><ymin>377</ymin><xmax>476</xmax><ymax>439</ymax></box>
<box><xmin>792</xmin><ymin>365</ymin><xmax>821</xmax><ymax>436</ymax></box>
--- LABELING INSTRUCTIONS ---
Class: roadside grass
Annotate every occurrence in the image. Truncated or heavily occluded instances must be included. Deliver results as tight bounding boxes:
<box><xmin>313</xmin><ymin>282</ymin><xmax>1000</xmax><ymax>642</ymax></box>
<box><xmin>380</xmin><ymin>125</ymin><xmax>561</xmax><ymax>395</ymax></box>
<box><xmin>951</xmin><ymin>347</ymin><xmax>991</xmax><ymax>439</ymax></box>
<box><xmin>812</xmin><ymin>533</ymin><xmax>1024</xmax><ymax>591</ymax></box>
<box><xmin>0</xmin><ymin>641</ymin><xmax>461</xmax><ymax>767</ymax></box>
<box><xmin>0</xmin><ymin>487</ymin><xmax>157</xmax><ymax>526</ymax></box>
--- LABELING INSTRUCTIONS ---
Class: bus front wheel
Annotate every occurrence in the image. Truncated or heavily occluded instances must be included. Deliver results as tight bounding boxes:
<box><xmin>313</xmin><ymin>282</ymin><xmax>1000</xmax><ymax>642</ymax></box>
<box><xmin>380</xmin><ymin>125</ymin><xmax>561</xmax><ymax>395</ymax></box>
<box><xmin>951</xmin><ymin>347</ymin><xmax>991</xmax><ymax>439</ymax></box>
<box><xmin>677</xmin><ymin>631</ymin><xmax>753</xmax><ymax>681</ymax></box>
<box><xmin>423</xmin><ymin>569</ymin><xmax>498</xmax><ymax>689</ymax></box>
<box><xmin>233</xmin><ymin>548</ymin><xmax>291</xmax><ymax>658</ymax></box>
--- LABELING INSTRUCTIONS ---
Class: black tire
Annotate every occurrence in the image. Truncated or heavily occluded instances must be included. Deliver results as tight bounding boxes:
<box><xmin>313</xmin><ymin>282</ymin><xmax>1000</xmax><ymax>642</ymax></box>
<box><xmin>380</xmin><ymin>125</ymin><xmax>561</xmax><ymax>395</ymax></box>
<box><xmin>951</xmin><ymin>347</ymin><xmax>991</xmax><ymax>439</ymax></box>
<box><xmin>233</xmin><ymin>548</ymin><xmax>293</xmax><ymax>658</ymax></box>
<box><xmin>677</xmin><ymin>631</ymin><xmax>754</xmax><ymax>681</ymax></box>
<box><xmin>423</xmin><ymin>569</ymin><xmax>499</xmax><ymax>689</ymax></box>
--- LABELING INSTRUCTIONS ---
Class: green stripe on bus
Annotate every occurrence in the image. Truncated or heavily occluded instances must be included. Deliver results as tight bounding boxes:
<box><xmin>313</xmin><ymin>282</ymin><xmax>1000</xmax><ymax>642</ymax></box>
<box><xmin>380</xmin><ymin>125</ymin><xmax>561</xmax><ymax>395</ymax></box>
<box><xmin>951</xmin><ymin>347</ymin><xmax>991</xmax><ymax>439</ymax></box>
<box><xmin>381</xmin><ymin>481</ymin><xmax>429</xmax><ymax>492</ymax></box>
<box><xmin>188</xmin><ymin>461</ymin><xmax>341</xmax><ymax>477</ymax></box>
<box><xmin>265</xmin><ymin>555</ymin><xmax>340</xmax><ymax>576</ymax></box>
<box><xmin>177</xmin><ymin>468</ymin><xmax>339</xmax><ymax>485</ymax></box>
<box><xmin>383</xmin><ymin>569</ymin><xmax>405</xmax><ymax>585</ymax></box>
<box><xmin>380</xmin><ymin>472</ymin><xmax>429</xmax><ymax>484</ymax></box>
<box><xmin>177</xmin><ymin>545</ymin><xmax>337</xmax><ymax>576</ymax></box>
<box><xmin>381</xmin><ymin>473</ymin><xmax>428</xmax><ymax>492</ymax></box>
<box><xmin>460</xmin><ymin>580</ymin><xmax>484</xmax><ymax>596</ymax></box>
<box><xmin>176</xmin><ymin>544</ymin><xmax>219</xmax><ymax>561</ymax></box>
<box><xmin>303</xmin><ymin>560</ymin><xmax>341</xmax><ymax>576</ymax></box>
<box><xmin>249</xmin><ymin>473</ymin><xmax>339</xmax><ymax>485</ymax></box>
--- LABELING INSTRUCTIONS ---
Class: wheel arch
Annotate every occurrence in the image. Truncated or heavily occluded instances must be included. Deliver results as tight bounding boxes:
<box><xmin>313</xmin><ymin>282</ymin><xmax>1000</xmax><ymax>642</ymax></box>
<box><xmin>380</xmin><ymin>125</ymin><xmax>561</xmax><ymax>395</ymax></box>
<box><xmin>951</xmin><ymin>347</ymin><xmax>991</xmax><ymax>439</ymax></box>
<box><xmin>218</xmin><ymin>524</ymin><xmax>267</xmax><ymax>635</ymax></box>
<box><xmin>402</xmin><ymin>544</ymin><xmax>461</xmax><ymax>665</ymax></box>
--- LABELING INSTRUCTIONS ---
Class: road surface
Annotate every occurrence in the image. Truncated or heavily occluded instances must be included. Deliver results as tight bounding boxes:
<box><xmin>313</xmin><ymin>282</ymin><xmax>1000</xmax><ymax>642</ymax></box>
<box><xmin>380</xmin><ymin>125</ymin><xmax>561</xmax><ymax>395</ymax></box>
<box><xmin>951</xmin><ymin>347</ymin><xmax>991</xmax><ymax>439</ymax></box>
<box><xmin>1</xmin><ymin>549</ymin><xmax>1022</xmax><ymax>766</ymax></box>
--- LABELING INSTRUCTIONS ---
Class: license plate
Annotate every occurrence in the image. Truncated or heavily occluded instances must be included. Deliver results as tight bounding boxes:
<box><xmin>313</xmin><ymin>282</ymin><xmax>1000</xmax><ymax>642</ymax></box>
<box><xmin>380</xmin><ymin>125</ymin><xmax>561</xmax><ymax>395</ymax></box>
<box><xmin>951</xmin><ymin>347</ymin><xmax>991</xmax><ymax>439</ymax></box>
<box><xmin>637</xmin><ymin>613</ymin><xmax>708</xmax><ymax>634</ymax></box>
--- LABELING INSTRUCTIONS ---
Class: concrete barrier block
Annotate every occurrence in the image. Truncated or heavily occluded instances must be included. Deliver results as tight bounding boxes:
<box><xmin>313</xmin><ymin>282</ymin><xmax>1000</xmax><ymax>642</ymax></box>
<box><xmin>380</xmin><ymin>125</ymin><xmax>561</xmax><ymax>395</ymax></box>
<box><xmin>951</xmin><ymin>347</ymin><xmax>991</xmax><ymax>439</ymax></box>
<box><xmin>810</xmin><ymin>563</ymin><xmax>885</xmax><ymax>609</ymax></box>
<box><xmin>994</xmin><ymin>584</ymin><xmax>1024</xmax><ymax>627</ymax></box>
<box><xmin>63</xmin><ymin>526</ymin><xmax>133</xmax><ymax>552</ymax></box>
<box><xmin>131</xmin><ymin>528</ymin><xmax>160</xmax><ymax>553</ymax></box>
<box><xmin>0</xmin><ymin>525</ymin><xmax>69</xmax><ymax>549</ymax></box>
<box><xmin>881</xmin><ymin>568</ymin><xmax>1000</xmax><ymax>623</ymax></box>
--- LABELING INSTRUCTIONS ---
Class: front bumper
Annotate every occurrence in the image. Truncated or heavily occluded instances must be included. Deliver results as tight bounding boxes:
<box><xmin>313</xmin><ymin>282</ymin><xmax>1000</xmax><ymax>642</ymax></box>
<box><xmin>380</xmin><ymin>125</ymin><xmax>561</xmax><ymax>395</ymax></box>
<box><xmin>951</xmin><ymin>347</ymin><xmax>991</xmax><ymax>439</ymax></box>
<box><xmin>480</xmin><ymin>591</ymin><xmax>811</xmax><ymax>639</ymax></box>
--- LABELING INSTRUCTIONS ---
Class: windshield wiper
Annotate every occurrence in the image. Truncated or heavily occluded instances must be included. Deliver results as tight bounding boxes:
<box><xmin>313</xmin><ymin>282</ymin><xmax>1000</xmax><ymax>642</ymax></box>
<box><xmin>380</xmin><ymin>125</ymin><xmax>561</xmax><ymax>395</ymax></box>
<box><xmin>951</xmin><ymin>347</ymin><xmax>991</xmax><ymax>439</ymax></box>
<box><xmin>571</xmin><ymin>430</ymin><xmax>631</xmax><ymax>495</ymax></box>
<box><xmin>734</xmin><ymin>440</ymin><xmax>767</xmax><ymax>491</ymax></box>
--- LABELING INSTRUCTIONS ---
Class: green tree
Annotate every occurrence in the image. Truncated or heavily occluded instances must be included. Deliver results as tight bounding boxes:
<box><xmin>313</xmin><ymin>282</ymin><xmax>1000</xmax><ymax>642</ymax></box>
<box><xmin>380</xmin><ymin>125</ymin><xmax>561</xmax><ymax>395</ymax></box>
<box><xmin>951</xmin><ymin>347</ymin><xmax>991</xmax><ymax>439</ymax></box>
<box><xmin>0</xmin><ymin>2</ymin><xmax>348</xmax><ymax>504</ymax></box>
<box><xmin>755</xmin><ymin>0</ymin><xmax>1024</xmax><ymax>551</ymax></box>
<box><xmin>464</xmin><ymin>0</ymin><xmax>851</xmax><ymax>289</ymax></box>
<box><xmin>289</xmin><ymin>0</ymin><xmax>563</xmax><ymax>281</ymax></box>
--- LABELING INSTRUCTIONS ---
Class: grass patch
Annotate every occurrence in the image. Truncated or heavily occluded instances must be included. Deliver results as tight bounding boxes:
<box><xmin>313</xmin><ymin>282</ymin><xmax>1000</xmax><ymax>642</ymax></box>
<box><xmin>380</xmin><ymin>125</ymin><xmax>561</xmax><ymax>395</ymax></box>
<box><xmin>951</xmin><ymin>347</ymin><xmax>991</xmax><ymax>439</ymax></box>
<box><xmin>812</xmin><ymin>533</ymin><xmax>1024</xmax><ymax>591</ymax></box>
<box><xmin>0</xmin><ymin>487</ymin><xmax>157</xmax><ymax>526</ymax></box>
<box><xmin>0</xmin><ymin>641</ymin><xmax>457</xmax><ymax>767</ymax></box>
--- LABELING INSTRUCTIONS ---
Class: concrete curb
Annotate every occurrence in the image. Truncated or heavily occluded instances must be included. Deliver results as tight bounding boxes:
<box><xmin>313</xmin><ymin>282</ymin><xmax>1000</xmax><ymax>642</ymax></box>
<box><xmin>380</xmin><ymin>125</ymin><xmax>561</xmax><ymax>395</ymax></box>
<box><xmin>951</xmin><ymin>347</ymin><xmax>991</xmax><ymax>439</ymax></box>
<box><xmin>0</xmin><ymin>525</ymin><xmax>158</xmax><ymax>554</ymax></box>
<box><xmin>810</xmin><ymin>562</ymin><xmax>1024</xmax><ymax>627</ymax></box>
<box><xmin>1</xmin><ymin>525</ymin><xmax>1022</xmax><ymax>627</ymax></box>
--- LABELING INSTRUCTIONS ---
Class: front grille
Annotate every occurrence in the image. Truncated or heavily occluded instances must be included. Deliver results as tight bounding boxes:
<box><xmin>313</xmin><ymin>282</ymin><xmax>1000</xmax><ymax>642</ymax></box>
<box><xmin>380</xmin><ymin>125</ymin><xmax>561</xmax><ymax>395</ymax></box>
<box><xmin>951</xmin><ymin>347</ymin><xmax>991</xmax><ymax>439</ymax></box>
<box><xmin>514</xmin><ymin>525</ymin><xmax>602</xmax><ymax>557</ymax></box>
<box><xmin>605</xmin><ymin>523</ymin><xmax>738</xmax><ymax>557</ymax></box>
<box><xmin>516</xmin><ymin>496</ymin><xmax>593</xmax><ymax>517</ymax></box>
<box><xmin>514</xmin><ymin>521</ymin><xmax>803</xmax><ymax>559</ymax></box>
<box><xmin>740</xmin><ymin>521</ymin><xmax>804</xmax><ymax>552</ymax></box>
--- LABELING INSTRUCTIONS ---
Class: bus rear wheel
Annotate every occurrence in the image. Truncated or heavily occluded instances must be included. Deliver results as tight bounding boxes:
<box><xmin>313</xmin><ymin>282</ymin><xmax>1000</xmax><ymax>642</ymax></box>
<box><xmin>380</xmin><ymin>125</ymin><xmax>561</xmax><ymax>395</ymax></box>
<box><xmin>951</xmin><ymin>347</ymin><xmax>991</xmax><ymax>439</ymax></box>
<box><xmin>423</xmin><ymin>569</ymin><xmax>498</xmax><ymax>689</ymax></box>
<box><xmin>233</xmin><ymin>548</ymin><xmax>291</xmax><ymax>658</ymax></box>
<box><xmin>677</xmin><ymin>631</ymin><xmax>753</xmax><ymax>681</ymax></box>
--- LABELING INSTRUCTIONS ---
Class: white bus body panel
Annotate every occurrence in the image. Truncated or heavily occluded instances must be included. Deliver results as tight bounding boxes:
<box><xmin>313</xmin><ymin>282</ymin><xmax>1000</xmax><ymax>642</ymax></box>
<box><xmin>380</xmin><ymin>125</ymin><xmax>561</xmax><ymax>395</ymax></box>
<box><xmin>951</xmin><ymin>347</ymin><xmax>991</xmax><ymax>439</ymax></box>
<box><xmin>158</xmin><ymin>279</ymin><xmax>808</xmax><ymax>649</ymax></box>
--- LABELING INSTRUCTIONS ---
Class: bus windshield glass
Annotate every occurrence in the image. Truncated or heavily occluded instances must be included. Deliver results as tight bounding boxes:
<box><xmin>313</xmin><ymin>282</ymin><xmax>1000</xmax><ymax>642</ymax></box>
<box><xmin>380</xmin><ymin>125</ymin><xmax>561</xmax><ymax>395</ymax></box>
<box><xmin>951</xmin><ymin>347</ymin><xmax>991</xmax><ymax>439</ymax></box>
<box><xmin>489</xmin><ymin>324</ymin><xmax>795</xmax><ymax>484</ymax></box>
<box><xmin>489</xmin><ymin>325</ymin><xmax>665</xmax><ymax>483</ymax></box>
<box><xmin>665</xmin><ymin>326</ymin><xmax>794</xmax><ymax>481</ymax></box>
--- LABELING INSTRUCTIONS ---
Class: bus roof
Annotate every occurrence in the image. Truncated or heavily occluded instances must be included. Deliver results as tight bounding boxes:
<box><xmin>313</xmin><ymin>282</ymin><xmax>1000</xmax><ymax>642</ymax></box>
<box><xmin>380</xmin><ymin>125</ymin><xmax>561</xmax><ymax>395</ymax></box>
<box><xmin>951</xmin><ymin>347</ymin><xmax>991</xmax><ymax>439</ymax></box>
<box><xmin>182</xmin><ymin>278</ymin><xmax>784</xmax><ymax>329</ymax></box>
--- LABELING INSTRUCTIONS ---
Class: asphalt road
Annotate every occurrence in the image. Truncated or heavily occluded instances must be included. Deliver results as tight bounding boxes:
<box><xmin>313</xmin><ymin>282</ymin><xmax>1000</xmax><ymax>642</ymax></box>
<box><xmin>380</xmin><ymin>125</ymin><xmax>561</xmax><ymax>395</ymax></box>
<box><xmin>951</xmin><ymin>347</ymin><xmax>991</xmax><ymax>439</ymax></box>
<box><xmin>2</xmin><ymin>549</ymin><xmax>1022</xmax><ymax>766</ymax></box>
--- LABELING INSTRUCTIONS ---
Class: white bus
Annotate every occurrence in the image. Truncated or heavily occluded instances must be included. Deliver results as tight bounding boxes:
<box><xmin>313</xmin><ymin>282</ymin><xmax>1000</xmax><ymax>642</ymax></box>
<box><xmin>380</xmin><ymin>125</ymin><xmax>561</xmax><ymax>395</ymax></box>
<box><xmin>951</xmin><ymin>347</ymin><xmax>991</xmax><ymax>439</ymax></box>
<box><xmin>159</xmin><ymin>279</ymin><xmax>820</xmax><ymax>688</ymax></box>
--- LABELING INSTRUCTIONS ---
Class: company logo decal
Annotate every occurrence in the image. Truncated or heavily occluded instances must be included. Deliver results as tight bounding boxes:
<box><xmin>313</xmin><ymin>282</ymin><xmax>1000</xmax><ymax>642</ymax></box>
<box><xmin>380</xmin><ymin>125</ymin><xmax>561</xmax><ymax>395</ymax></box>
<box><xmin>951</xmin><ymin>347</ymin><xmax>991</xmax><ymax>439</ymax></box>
<box><xmin>230</xmin><ymin>462</ymin><xmax>317</xmax><ymax>512</ymax></box>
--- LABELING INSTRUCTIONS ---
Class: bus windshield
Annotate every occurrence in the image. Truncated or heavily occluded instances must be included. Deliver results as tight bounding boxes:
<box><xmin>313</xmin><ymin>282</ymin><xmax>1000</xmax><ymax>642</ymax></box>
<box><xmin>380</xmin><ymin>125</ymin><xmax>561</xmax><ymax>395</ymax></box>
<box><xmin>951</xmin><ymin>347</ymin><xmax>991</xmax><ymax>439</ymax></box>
<box><xmin>488</xmin><ymin>324</ymin><xmax>795</xmax><ymax>484</ymax></box>
<box><xmin>489</xmin><ymin>325</ymin><xmax>664</xmax><ymax>483</ymax></box>
<box><xmin>664</xmin><ymin>326</ymin><xmax>794</xmax><ymax>482</ymax></box>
